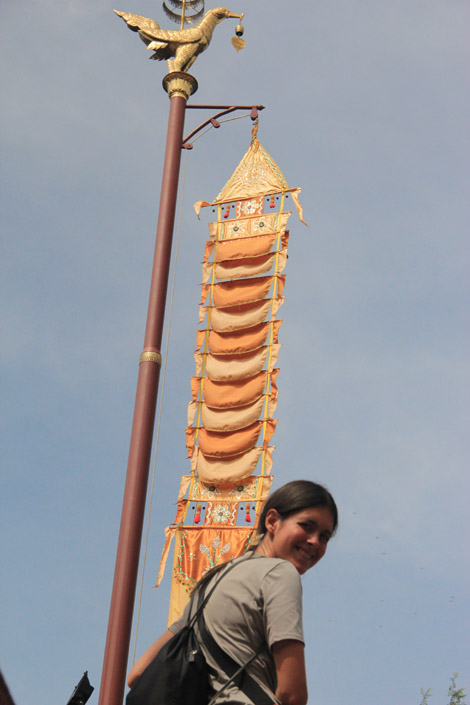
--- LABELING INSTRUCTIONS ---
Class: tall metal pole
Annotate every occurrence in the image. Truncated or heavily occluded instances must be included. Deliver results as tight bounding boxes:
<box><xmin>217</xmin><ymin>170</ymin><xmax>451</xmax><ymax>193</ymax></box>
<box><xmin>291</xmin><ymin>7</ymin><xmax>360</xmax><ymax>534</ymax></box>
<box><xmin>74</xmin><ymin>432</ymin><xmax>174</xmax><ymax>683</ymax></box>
<box><xmin>98</xmin><ymin>72</ymin><xmax>197</xmax><ymax>705</ymax></box>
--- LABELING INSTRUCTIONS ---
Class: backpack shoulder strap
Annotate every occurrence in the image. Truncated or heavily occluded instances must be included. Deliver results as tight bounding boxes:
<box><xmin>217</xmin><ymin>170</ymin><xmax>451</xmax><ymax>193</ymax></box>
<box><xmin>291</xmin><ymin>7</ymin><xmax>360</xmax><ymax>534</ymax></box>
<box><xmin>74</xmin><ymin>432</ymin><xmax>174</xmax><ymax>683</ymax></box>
<box><xmin>193</xmin><ymin>556</ymin><xmax>273</xmax><ymax>705</ymax></box>
<box><xmin>187</xmin><ymin>558</ymin><xmax>242</xmax><ymax>628</ymax></box>
<box><xmin>198</xmin><ymin>611</ymin><xmax>272</xmax><ymax>705</ymax></box>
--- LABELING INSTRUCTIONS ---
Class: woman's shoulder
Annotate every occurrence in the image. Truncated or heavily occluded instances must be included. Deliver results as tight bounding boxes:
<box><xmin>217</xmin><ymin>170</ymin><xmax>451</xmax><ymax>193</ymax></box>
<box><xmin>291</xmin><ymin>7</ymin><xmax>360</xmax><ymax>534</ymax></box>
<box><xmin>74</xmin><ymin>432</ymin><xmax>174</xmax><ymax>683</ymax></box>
<box><xmin>230</xmin><ymin>553</ymin><xmax>301</xmax><ymax>583</ymax></box>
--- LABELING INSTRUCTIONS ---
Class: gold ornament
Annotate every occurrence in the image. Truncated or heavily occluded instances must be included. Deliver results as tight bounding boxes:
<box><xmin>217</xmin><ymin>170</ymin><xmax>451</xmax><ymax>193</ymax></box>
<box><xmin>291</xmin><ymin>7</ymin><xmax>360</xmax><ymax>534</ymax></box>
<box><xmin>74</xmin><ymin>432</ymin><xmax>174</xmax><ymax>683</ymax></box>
<box><xmin>231</xmin><ymin>35</ymin><xmax>245</xmax><ymax>52</ymax></box>
<box><xmin>115</xmin><ymin>6</ymin><xmax>244</xmax><ymax>73</ymax></box>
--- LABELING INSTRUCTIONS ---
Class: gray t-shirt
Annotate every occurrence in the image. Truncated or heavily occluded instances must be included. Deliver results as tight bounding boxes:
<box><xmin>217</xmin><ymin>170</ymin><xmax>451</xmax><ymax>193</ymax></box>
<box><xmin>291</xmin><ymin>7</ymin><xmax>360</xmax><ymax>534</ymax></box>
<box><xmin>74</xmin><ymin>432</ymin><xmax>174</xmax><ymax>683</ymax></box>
<box><xmin>169</xmin><ymin>553</ymin><xmax>304</xmax><ymax>704</ymax></box>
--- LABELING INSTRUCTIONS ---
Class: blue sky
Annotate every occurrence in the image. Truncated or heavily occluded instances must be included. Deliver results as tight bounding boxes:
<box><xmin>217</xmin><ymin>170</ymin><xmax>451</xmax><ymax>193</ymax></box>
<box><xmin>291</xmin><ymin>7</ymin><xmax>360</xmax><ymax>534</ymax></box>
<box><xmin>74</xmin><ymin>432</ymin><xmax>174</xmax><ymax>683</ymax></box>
<box><xmin>1</xmin><ymin>1</ymin><xmax>469</xmax><ymax>704</ymax></box>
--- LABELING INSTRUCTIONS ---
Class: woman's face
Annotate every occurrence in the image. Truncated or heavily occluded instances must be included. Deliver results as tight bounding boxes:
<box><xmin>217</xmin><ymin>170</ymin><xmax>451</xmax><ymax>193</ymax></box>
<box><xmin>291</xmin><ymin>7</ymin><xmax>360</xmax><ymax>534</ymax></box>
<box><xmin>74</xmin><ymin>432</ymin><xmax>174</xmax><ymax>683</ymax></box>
<box><xmin>265</xmin><ymin>505</ymin><xmax>335</xmax><ymax>575</ymax></box>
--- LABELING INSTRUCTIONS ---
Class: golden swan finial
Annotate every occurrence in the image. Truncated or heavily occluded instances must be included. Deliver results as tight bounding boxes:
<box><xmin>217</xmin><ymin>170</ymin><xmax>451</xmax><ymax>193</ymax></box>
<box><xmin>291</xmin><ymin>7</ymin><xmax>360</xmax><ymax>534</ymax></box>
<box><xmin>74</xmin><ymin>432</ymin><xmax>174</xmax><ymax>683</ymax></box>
<box><xmin>114</xmin><ymin>6</ymin><xmax>244</xmax><ymax>74</ymax></box>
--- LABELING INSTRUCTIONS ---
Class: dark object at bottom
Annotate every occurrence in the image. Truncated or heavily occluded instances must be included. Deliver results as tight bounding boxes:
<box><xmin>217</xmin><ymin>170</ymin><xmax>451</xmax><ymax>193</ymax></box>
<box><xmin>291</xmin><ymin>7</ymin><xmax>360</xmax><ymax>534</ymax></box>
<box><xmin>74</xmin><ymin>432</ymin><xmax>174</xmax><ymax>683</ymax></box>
<box><xmin>125</xmin><ymin>622</ymin><xmax>209</xmax><ymax>705</ymax></box>
<box><xmin>66</xmin><ymin>672</ymin><xmax>94</xmax><ymax>705</ymax></box>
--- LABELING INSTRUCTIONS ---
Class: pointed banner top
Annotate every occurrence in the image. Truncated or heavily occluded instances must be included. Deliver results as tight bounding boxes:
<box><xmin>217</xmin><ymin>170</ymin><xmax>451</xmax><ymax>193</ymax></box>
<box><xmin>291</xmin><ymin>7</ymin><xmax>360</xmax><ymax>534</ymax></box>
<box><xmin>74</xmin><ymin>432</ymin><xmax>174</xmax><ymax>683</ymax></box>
<box><xmin>194</xmin><ymin>122</ymin><xmax>307</xmax><ymax>224</ymax></box>
<box><xmin>214</xmin><ymin>122</ymin><xmax>289</xmax><ymax>202</ymax></box>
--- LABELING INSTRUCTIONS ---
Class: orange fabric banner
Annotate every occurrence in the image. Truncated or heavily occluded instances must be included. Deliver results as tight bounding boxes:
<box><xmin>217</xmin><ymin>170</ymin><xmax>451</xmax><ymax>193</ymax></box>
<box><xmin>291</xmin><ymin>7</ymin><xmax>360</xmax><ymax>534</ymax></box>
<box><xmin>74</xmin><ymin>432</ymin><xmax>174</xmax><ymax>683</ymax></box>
<box><xmin>197</xmin><ymin>320</ymin><xmax>282</xmax><ymax>356</ymax></box>
<box><xmin>190</xmin><ymin>372</ymin><xmax>266</xmax><ymax>408</ymax></box>
<box><xmin>156</xmin><ymin>472</ymin><xmax>273</xmax><ymax>593</ymax></box>
<box><xmin>207</xmin><ymin>299</ymin><xmax>273</xmax><ymax>332</ymax></box>
<box><xmin>185</xmin><ymin>426</ymin><xmax>197</xmax><ymax>457</ymax></box>
<box><xmin>200</xmin><ymin>395</ymin><xmax>266</xmax><ymax>432</ymax></box>
<box><xmin>190</xmin><ymin>376</ymin><xmax>201</xmax><ymax>403</ymax></box>
<box><xmin>199</xmin><ymin>422</ymin><xmax>263</xmax><ymax>456</ymax></box>
<box><xmin>155</xmin><ymin>526</ymin><xmax>177</xmax><ymax>588</ymax></box>
<box><xmin>197</xmin><ymin>419</ymin><xmax>277</xmax><ymax>457</ymax></box>
<box><xmin>203</xmin><ymin>369</ymin><xmax>273</xmax><ymax>408</ymax></box>
<box><xmin>195</xmin><ymin>344</ymin><xmax>281</xmax><ymax>381</ymax></box>
<box><xmin>166</xmin><ymin>526</ymin><xmax>256</xmax><ymax>621</ymax></box>
<box><xmin>200</xmin><ymin>283</ymin><xmax>210</xmax><ymax>306</ymax></box>
<box><xmin>158</xmin><ymin>130</ymin><xmax>306</xmax><ymax>625</ymax></box>
<box><xmin>203</xmin><ymin>231</ymin><xmax>289</xmax><ymax>265</ymax></box>
<box><xmin>208</xmin><ymin>211</ymin><xmax>291</xmax><ymax>241</ymax></box>
<box><xmin>188</xmin><ymin>395</ymin><xmax>271</xmax><ymax>428</ymax></box>
<box><xmin>212</xmin><ymin>275</ymin><xmax>286</xmax><ymax>308</ymax></box>
<box><xmin>191</xmin><ymin>445</ymin><xmax>274</xmax><ymax>483</ymax></box>
<box><xmin>177</xmin><ymin>473</ymin><xmax>273</xmax><ymax>503</ymax></box>
<box><xmin>218</xmin><ymin>231</ymin><xmax>289</xmax><ymax>263</ymax></box>
<box><xmin>203</xmin><ymin>240</ymin><xmax>215</xmax><ymax>264</ymax></box>
<box><xmin>190</xmin><ymin>368</ymin><xmax>279</xmax><ymax>415</ymax></box>
<box><xmin>170</xmin><ymin>526</ymin><xmax>254</xmax><ymax>588</ymax></box>
<box><xmin>213</xmin><ymin>233</ymin><xmax>276</xmax><ymax>261</ymax></box>
<box><xmin>200</xmin><ymin>297</ymin><xmax>284</xmax><ymax>331</ymax></box>
<box><xmin>203</xmin><ymin>249</ymin><xmax>288</xmax><ymax>283</ymax></box>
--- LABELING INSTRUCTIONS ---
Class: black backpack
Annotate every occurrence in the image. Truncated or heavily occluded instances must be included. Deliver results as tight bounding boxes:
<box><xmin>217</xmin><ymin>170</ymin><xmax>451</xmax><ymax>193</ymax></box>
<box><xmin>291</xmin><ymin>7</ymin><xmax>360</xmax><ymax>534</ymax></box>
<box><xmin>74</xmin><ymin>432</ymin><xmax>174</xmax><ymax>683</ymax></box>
<box><xmin>125</xmin><ymin>558</ymin><xmax>272</xmax><ymax>705</ymax></box>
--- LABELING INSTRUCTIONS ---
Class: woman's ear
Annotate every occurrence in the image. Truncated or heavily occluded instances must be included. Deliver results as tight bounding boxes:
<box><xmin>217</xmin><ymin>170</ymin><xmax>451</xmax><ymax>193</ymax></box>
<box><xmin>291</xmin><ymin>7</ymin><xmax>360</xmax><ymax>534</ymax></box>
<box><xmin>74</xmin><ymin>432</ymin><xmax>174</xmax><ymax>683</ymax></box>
<box><xmin>264</xmin><ymin>508</ymin><xmax>280</xmax><ymax>535</ymax></box>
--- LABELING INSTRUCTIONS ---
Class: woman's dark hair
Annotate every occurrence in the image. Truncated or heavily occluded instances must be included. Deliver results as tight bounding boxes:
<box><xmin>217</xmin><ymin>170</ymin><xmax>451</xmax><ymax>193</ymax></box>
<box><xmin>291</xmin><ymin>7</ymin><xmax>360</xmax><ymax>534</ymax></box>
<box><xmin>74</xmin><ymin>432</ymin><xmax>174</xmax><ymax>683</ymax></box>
<box><xmin>194</xmin><ymin>480</ymin><xmax>337</xmax><ymax>593</ymax></box>
<box><xmin>257</xmin><ymin>479</ymin><xmax>338</xmax><ymax>536</ymax></box>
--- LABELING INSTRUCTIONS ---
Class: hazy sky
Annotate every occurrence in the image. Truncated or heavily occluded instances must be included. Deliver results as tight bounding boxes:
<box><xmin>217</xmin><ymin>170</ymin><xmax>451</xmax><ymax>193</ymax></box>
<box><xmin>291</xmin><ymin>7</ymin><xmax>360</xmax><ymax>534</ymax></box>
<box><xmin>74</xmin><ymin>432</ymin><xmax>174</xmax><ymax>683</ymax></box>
<box><xmin>1</xmin><ymin>1</ymin><xmax>469</xmax><ymax>704</ymax></box>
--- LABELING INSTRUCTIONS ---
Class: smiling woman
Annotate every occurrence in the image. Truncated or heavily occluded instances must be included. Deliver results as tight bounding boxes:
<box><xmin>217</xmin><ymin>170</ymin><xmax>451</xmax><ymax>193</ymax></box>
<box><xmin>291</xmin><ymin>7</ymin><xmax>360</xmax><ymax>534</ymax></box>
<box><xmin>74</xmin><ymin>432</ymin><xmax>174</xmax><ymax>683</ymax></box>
<box><xmin>128</xmin><ymin>480</ymin><xmax>338</xmax><ymax>705</ymax></box>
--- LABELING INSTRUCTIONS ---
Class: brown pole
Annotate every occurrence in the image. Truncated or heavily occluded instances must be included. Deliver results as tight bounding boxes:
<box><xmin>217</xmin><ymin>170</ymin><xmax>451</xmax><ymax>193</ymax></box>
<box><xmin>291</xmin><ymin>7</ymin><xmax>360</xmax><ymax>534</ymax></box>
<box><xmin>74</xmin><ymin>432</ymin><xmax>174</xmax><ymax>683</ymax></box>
<box><xmin>98</xmin><ymin>72</ymin><xmax>197</xmax><ymax>705</ymax></box>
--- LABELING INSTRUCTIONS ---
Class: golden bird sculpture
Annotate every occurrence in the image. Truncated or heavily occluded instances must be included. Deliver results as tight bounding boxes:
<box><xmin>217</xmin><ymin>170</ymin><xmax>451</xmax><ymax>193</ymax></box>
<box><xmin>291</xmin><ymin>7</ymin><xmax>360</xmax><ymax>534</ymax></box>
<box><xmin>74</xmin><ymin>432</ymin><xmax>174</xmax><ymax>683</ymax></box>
<box><xmin>114</xmin><ymin>6</ymin><xmax>244</xmax><ymax>74</ymax></box>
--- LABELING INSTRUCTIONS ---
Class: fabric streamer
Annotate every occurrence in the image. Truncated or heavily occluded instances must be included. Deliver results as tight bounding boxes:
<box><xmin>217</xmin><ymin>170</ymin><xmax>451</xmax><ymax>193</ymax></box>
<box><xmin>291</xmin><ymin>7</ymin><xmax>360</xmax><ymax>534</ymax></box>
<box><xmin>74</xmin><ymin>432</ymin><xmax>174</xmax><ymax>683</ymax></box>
<box><xmin>155</xmin><ymin>123</ymin><xmax>305</xmax><ymax>625</ymax></box>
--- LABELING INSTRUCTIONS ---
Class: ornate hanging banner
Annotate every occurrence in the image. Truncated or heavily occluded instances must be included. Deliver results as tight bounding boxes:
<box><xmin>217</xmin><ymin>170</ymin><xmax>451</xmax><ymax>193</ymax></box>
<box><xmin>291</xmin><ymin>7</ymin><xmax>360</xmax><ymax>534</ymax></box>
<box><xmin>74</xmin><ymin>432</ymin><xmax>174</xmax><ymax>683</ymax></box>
<box><xmin>155</xmin><ymin>123</ymin><xmax>305</xmax><ymax>625</ymax></box>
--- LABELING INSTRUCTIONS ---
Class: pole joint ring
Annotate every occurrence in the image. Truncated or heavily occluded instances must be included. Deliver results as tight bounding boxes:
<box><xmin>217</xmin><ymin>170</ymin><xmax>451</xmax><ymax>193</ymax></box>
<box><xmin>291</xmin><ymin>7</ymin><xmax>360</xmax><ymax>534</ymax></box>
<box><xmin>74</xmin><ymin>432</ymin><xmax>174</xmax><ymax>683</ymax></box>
<box><xmin>139</xmin><ymin>351</ymin><xmax>162</xmax><ymax>366</ymax></box>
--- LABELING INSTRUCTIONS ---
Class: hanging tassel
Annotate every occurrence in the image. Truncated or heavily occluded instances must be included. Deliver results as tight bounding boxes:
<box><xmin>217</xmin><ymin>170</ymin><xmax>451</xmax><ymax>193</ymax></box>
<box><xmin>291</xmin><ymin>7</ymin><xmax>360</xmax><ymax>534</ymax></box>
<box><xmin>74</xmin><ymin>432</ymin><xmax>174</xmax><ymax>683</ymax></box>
<box><xmin>194</xmin><ymin>504</ymin><xmax>202</xmax><ymax>524</ymax></box>
<box><xmin>223</xmin><ymin>204</ymin><xmax>230</xmax><ymax>219</ymax></box>
<box><xmin>269</xmin><ymin>194</ymin><xmax>275</xmax><ymax>209</ymax></box>
<box><xmin>245</xmin><ymin>504</ymin><xmax>251</xmax><ymax>523</ymax></box>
